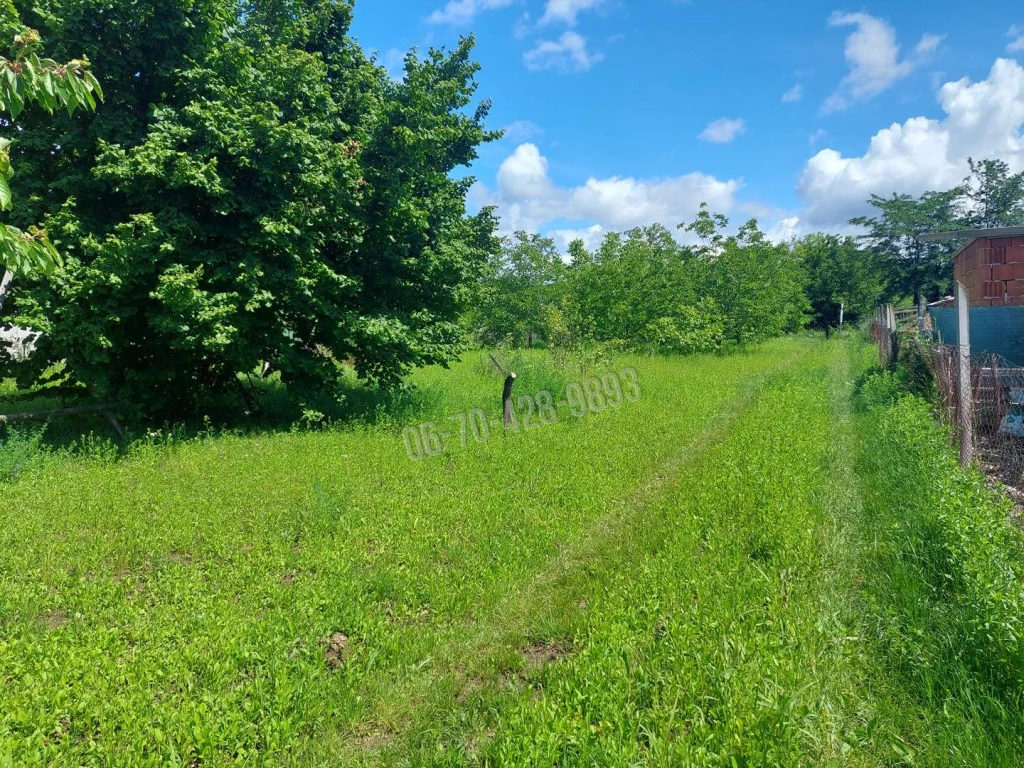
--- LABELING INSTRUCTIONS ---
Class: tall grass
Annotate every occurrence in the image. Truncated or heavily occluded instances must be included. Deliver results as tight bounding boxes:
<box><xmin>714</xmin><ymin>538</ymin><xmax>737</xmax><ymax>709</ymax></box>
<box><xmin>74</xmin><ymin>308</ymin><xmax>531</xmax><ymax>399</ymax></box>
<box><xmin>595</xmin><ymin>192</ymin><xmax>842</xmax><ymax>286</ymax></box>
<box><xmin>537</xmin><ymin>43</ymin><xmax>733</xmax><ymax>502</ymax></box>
<box><xmin>2</xmin><ymin>338</ymin><xmax>1022</xmax><ymax>765</ymax></box>
<box><xmin>852</xmin><ymin>367</ymin><xmax>1024</xmax><ymax>759</ymax></box>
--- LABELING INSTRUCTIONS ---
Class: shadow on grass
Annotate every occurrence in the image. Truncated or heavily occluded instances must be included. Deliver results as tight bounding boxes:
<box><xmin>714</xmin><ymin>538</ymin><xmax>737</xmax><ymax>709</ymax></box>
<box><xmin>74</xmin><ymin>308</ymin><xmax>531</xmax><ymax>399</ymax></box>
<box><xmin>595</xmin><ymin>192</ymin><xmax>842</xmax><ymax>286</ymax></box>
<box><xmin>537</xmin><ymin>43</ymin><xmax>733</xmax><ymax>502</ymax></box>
<box><xmin>0</xmin><ymin>366</ymin><xmax>445</xmax><ymax>472</ymax></box>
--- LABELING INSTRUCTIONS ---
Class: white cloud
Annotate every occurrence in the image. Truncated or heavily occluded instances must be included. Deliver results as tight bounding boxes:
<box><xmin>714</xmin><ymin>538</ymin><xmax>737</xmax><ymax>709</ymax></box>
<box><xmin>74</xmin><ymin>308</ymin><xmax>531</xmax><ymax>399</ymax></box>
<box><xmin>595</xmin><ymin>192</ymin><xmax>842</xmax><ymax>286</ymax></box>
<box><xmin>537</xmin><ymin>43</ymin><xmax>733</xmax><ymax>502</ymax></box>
<box><xmin>548</xmin><ymin>224</ymin><xmax>607</xmax><ymax>251</ymax></box>
<box><xmin>809</xmin><ymin>128</ymin><xmax>827</xmax><ymax>145</ymax></box>
<box><xmin>502</xmin><ymin>120</ymin><xmax>544</xmax><ymax>142</ymax></box>
<box><xmin>796</xmin><ymin>57</ymin><xmax>1024</xmax><ymax>229</ymax></box>
<box><xmin>476</xmin><ymin>143</ymin><xmax>742</xmax><ymax>238</ymax></box>
<box><xmin>699</xmin><ymin>118</ymin><xmax>746</xmax><ymax>144</ymax></box>
<box><xmin>782</xmin><ymin>84</ymin><xmax>804</xmax><ymax>102</ymax></box>
<box><xmin>426</xmin><ymin>0</ymin><xmax>514</xmax><ymax>25</ymax></box>
<box><xmin>822</xmin><ymin>12</ymin><xmax>942</xmax><ymax>114</ymax></box>
<box><xmin>765</xmin><ymin>216</ymin><xmax>802</xmax><ymax>244</ymax></box>
<box><xmin>539</xmin><ymin>0</ymin><xmax>602</xmax><ymax>26</ymax></box>
<box><xmin>524</xmin><ymin>32</ymin><xmax>603</xmax><ymax>73</ymax></box>
<box><xmin>1009</xmin><ymin>25</ymin><xmax>1024</xmax><ymax>54</ymax></box>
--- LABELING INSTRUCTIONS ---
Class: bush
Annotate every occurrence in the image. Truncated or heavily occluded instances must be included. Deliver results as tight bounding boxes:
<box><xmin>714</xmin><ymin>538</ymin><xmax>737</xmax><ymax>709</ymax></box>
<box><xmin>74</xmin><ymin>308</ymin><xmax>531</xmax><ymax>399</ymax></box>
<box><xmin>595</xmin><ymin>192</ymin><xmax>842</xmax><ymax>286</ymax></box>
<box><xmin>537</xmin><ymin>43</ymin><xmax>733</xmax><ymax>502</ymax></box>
<box><xmin>642</xmin><ymin>299</ymin><xmax>724</xmax><ymax>355</ymax></box>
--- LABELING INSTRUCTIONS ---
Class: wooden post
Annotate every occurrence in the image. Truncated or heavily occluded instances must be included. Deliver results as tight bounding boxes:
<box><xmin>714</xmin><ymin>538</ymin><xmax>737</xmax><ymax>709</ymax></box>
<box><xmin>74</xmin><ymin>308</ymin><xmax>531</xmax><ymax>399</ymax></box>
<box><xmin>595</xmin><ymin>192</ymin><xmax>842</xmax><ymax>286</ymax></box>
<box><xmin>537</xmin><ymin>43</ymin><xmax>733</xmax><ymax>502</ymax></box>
<box><xmin>839</xmin><ymin>302</ymin><xmax>844</xmax><ymax>329</ymax></box>
<box><xmin>917</xmin><ymin>296</ymin><xmax>926</xmax><ymax>335</ymax></box>
<box><xmin>502</xmin><ymin>372</ymin><xmax>517</xmax><ymax>429</ymax></box>
<box><xmin>956</xmin><ymin>281</ymin><xmax>974</xmax><ymax>466</ymax></box>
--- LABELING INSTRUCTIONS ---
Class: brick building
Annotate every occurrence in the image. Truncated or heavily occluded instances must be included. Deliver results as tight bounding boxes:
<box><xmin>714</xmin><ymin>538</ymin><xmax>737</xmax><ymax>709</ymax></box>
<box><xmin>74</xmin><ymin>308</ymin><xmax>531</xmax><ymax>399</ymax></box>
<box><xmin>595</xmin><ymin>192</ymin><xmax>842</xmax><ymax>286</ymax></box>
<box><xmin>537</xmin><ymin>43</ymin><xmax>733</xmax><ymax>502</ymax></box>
<box><xmin>953</xmin><ymin>233</ymin><xmax>1024</xmax><ymax>305</ymax></box>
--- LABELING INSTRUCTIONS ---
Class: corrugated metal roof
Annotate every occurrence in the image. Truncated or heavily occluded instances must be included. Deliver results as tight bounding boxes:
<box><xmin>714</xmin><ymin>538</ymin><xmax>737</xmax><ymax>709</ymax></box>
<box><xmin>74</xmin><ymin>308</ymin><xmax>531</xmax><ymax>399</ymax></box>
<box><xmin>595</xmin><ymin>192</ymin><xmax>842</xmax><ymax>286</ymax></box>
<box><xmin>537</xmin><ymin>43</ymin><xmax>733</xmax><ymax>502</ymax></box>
<box><xmin>918</xmin><ymin>226</ymin><xmax>1024</xmax><ymax>242</ymax></box>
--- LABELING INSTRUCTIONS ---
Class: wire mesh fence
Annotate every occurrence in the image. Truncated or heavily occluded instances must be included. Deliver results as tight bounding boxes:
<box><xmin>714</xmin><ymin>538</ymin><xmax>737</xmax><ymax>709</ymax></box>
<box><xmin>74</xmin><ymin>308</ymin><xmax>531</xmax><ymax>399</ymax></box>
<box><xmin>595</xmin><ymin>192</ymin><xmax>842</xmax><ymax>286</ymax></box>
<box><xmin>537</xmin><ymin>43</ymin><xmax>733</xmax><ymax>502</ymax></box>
<box><xmin>927</xmin><ymin>345</ymin><xmax>1024</xmax><ymax>504</ymax></box>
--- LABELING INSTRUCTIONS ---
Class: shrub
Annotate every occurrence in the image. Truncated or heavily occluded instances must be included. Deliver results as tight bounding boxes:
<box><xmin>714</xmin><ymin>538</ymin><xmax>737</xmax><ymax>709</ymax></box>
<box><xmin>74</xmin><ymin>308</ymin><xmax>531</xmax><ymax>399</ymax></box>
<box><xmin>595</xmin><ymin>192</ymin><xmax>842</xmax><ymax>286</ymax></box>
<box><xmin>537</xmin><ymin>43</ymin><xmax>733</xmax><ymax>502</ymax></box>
<box><xmin>642</xmin><ymin>299</ymin><xmax>724</xmax><ymax>355</ymax></box>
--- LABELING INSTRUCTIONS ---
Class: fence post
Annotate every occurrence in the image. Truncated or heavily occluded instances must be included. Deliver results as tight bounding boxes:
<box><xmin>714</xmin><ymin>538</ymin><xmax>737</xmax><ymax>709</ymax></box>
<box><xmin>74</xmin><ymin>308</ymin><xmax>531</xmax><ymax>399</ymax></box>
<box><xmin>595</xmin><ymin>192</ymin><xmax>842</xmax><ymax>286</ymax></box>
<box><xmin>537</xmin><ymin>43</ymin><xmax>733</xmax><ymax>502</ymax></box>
<box><xmin>839</xmin><ymin>302</ymin><xmax>844</xmax><ymax>329</ymax></box>
<box><xmin>956</xmin><ymin>281</ymin><xmax>974</xmax><ymax>466</ymax></box>
<box><xmin>502</xmin><ymin>372</ymin><xmax>517</xmax><ymax>429</ymax></box>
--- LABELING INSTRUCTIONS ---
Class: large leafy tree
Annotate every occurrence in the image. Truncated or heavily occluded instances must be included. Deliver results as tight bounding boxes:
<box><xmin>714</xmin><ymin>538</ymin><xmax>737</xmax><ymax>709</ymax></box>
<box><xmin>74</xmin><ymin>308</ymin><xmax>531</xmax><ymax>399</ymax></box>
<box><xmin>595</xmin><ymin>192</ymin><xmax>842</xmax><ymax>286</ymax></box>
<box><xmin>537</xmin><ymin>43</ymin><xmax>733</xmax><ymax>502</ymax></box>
<box><xmin>850</xmin><ymin>188</ymin><xmax>962</xmax><ymax>304</ymax></box>
<box><xmin>469</xmin><ymin>231</ymin><xmax>565</xmax><ymax>346</ymax></box>
<box><xmin>794</xmin><ymin>233</ymin><xmax>882</xmax><ymax>328</ymax></box>
<box><xmin>565</xmin><ymin>224</ymin><xmax>698</xmax><ymax>344</ymax></box>
<box><xmin>4</xmin><ymin>0</ymin><xmax>497</xmax><ymax>414</ymax></box>
<box><xmin>960</xmin><ymin>158</ymin><xmax>1024</xmax><ymax>229</ymax></box>
<box><xmin>699</xmin><ymin>219</ymin><xmax>808</xmax><ymax>344</ymax></box>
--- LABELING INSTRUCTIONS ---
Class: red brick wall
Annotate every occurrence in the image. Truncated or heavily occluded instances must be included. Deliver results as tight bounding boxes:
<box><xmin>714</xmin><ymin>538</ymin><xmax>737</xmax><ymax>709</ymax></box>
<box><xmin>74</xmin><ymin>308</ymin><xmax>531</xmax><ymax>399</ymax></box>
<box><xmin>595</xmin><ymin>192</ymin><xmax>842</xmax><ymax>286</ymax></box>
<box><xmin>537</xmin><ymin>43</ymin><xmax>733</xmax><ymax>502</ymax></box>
<box><xmin>953</xmin><ymin>236</ymin><xmax>1024</xmax><ymax>306</ymax></box>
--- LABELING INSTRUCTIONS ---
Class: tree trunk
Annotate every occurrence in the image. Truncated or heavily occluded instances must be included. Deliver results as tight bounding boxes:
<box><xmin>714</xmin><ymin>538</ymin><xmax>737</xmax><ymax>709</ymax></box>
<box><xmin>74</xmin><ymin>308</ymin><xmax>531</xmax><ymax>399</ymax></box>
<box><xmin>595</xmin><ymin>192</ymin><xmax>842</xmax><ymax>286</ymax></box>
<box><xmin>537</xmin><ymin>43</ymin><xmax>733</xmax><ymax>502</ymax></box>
<box><xmin>0</xmin><ymin>269</ymin><xmax>12</xmax><ymax>314</ymax></box>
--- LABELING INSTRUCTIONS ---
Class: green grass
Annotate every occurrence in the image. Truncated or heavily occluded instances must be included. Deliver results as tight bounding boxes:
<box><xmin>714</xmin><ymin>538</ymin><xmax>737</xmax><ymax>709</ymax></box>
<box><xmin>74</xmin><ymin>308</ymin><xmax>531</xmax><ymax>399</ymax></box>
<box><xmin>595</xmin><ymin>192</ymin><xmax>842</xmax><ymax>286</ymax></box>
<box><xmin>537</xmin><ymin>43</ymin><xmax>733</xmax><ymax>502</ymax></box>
<box><xmin>1</xmin><ymin>337</ymin><xmax>1021</xmax><ymax>765</ymax></box>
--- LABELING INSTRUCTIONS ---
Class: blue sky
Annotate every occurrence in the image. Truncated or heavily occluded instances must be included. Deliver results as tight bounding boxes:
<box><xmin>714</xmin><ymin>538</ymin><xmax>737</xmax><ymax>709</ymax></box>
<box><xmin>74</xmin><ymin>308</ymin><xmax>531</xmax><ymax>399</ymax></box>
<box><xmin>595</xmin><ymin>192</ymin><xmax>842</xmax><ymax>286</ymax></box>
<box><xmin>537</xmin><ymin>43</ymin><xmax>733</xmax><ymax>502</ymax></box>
<box><xmin>351</xmin><ymin>1</ymin><xmax>1024</xmax><ymax>246</ymax></box>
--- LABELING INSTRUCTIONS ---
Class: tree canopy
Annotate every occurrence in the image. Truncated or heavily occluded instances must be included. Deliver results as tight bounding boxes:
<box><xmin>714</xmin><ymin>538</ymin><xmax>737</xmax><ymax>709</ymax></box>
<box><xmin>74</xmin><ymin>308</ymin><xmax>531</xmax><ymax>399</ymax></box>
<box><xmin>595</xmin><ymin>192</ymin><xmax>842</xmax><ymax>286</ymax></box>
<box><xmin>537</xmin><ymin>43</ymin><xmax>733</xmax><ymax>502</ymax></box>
<box><xmin>2</xmin><ymin>0</ymin><xmax>497</xmax><ymax>414</ymax></box>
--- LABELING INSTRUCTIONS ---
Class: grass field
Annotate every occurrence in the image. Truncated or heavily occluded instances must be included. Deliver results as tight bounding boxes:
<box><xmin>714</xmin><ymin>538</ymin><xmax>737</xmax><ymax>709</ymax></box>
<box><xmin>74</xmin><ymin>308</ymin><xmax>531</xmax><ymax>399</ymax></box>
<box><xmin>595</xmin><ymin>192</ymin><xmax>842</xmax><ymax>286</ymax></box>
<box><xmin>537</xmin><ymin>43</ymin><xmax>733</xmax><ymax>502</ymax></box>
<box><xmin>1</xmin><ymin>336</ymin><xmax>1022</xmax><ymax>766</ymax></box>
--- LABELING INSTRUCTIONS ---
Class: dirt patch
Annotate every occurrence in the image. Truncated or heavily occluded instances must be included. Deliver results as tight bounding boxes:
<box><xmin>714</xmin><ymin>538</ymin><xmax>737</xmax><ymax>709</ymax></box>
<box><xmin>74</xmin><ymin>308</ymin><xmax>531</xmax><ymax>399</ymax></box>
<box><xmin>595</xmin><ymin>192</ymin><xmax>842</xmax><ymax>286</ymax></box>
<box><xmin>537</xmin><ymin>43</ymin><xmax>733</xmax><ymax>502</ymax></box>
<box><xmin>521</xmin><ymin>639</ymin><xmax>570</xmax><ymax>670</ymax></box>
<box><xmin>319</xmin><ymin>632</ymin><xmax>350</xmax><ymax>669</ymax></box>
<box><xmin>352</xmin><ymin>729</ymin><xmax>392</xmax><ymax>752</ymax></box>
<box><xmin>166</xmin><ymin>550</ymin><xmax>192</xmax><ymax>566</ymax></box>
<box><xmin>40</xmin><ymin>610</ymin><xmax>68</xmax><ymax>630</ymax></box>
<box><xmin>46</xmin><ymin>716</ymin><xmax>71</xmax><ymax>745</ymax></box>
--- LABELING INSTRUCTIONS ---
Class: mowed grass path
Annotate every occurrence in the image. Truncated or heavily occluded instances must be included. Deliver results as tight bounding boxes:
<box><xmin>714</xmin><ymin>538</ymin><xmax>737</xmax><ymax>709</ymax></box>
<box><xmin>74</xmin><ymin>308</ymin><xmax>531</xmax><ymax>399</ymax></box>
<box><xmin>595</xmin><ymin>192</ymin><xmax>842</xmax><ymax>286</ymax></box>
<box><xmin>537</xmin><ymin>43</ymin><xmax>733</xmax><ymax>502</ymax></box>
<box><xmin>1</xmin><ymin>338</ymin><xmax>1021</xmax><ymax>765</ymax></box>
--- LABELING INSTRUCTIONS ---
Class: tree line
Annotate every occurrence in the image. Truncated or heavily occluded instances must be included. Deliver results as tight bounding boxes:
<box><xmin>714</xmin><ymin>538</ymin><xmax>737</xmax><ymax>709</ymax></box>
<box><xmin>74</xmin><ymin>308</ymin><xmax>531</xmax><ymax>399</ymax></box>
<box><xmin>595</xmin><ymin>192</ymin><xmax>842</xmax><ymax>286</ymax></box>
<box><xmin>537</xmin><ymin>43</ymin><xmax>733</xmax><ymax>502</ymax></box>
<box><xmin>471</xmin><ymin>159</ymin><xmax>1024</xmax><ymax>354</ymax></box>
<box><xmin>468</xmin><ymin>210</ymin><xmax>877</xmax><ymax>354</ymax></box>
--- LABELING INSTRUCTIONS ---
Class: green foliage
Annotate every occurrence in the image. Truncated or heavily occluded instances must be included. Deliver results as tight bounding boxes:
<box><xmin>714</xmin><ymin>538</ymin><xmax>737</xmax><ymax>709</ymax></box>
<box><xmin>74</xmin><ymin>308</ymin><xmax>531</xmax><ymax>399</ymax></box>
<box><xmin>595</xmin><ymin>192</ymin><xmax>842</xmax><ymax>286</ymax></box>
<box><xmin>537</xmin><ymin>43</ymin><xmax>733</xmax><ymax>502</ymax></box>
<box><xmin>961</xmin><ymin>158</ymin><xmax>1024</xmax><ymax>229</ymax></box>
<box><xmin>0</xmin><ymin>422</ymin><xmax>47</xmax><ymax>480</ymax></box>
<box><xmin>851</xmin><ymin>158</ymin><xmax>1024</xmax><ymax>304</ymax></box>
<box><xmin>4</xmin><ymin>1</ymin><xmax>497</xmax><ymax>414</ymax></box>
<box><xmin>851</xmin><ymin>189</ymin><xmax>961</xmax><ymax>303</ymax></box>
<box><xmin>469</xmin><ymin>231</ymin><xmax>565</xmax><ymax>346</ymax></box>
<box><xmin>794</xmin><ymin>232</ymin><xmax>883</xmax><ymax>328</ymax></box>
<box><xmin>0</xmin><ymin>27</ymin><xmax>100</xmax><ymax>281</ymax></box>
<box><xmin>702</xmin><ymin>218</ymin><xmax>809</xmax><ymax>343</ymax></box>
<box><xmin>477</xmin><ymin>215</ymin><xmax>808</xmax><ymax>356</ymax></box>
<box><xmin>854</xmin><ymin>369</ymin><xmax>903</xmax><ymax>412</ymax></box>
<box><xmin>641</xmin><ymin>298</ymin><xmax>724</xmax><ymax>354</ymax></box>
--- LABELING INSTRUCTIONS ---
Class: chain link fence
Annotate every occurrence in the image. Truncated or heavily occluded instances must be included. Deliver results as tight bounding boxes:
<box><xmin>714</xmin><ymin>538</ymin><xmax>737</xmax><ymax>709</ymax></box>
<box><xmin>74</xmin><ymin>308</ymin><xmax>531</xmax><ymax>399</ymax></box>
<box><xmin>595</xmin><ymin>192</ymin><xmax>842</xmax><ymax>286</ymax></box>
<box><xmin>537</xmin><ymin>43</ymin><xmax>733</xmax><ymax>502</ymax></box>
<box><xmin>926</xmin><ymin>344</ymin><xmax>1024</xmax><ymax>505</ymax></box>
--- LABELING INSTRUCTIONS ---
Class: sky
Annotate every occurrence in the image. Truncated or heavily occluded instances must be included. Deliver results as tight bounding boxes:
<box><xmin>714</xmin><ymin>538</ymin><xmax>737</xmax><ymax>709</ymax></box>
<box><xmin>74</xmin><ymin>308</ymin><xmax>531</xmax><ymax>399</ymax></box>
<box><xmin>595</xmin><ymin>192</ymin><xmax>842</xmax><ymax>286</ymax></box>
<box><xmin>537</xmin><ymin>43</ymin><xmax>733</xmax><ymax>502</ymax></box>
<box><xmin>350</xmin><ymin>1</ymin><xmax>1024</xmax><ymax>248</ymax></box>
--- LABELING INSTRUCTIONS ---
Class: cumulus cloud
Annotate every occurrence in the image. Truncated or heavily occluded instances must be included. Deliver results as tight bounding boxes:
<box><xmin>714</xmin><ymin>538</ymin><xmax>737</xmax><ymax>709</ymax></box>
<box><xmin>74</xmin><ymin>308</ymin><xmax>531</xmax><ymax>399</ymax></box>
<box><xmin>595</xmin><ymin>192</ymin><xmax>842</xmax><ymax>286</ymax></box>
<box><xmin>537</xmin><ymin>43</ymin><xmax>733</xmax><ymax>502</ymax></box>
<box><xmin>1009</xmin><ymin>25</ymin><xmax>1024</xmax><ymax>54</ymax></box>
<box><xmin>524</xmin><ymin>32</ymin><xmax>603</xmax><ymax>73</ymax></box>
<box><xmin>475</xmin><ymin>143</ymin><xmax>742</xmax><ymax>237</ymax></box>
<box><xmin>822</xmin><ymin>12</ymin><xmax>942</xmax><ymax>113</ymax></box>
<box><xmin>796</xmin><ymin>57</ymin><xmax>1024</xmax><ymax>229</ymax></box>
<box><xmin>539</xmin><ymin>0</ymin><xmax>602</xmax><ymax>26</ymax></box>
<box><xmin>548</xmin><ymin>224</ymin><xmax>607</xmax><ymax>251</ymax></box>
<box><xmin>764</xmin><ymin>216</ymin><xmax>802</xmax><ymax>244</ymax></box>
<box><xmin>699</xmin><ymin>118</ymin><xmax>746</xmax><ymax>144</ymax></box>
<box><xmin>426</xmin><ymin>0</ymin><xmax>514</xmax><ymax>25</ymax></box>
<box><xmin>782</xmin><ymin>84</ymin><xmax>804</xmax><ymax>102</ymax></box>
